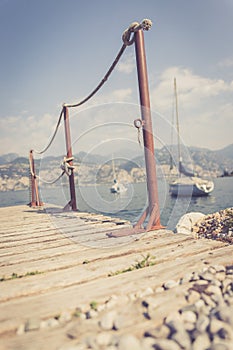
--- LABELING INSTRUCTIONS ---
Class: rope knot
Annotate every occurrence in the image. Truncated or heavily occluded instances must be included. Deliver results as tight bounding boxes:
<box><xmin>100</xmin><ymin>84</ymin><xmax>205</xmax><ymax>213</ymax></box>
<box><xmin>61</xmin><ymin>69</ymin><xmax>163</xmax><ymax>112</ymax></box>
<box><xmin>141</xmin><ymin>19</ymin><xmax>153</xmax><ymax>31</ymax></box>
<box><xmin>61</xmin><ymin>156</ymin><xmax>75</xmax><ymax>176</ymax></box>
<box><xmin>122</xmin><ymin>19</ymin><xmax>152</xmax><ymax>46</ymax></box>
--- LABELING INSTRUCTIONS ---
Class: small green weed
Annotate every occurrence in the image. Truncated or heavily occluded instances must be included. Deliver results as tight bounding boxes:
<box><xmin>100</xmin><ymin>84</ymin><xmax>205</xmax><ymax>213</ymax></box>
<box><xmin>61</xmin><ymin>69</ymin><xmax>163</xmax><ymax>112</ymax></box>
<box><xmin>108</xmin><ymin>253</ymin><xmax>156</xmax><ymax>277</ymax></box>
<box><xmin>134</xmin><ymin>253</ymin><xmax>156</xmax><ymax>269</ymax></box>
<box><xmin>72</xmin><ymin>307</ymin><xmax>82</xmax><ymax>318</ymax></box>
<box><xmin>90</xmin><ymin>301</ymin><xmax>98</xmax><ymax>311</ymax></box>
<box><xmin>0</xmin><ymin>270</ymin><xmax>43</xmax><ymax>282</ymax></box>
<box><xmin>25</xmin><ymin>270</ymin><xmax>42</xmax><ymax>276</ymax></box>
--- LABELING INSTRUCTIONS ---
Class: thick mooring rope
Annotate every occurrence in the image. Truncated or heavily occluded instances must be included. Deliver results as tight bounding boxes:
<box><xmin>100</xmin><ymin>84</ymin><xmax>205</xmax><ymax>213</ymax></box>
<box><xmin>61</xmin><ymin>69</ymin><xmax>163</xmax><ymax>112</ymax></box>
<box><xmin>28</xmin><ymin>151</ymin><xmax>65</xmax><ymax>184</ymax></box>
<box><xmin>31</xmin><ymin>19</ymin><xmax>152</xmax><ymax>156</ymax></box>
<box><xmin>33</xmin><ymin>108</ymin><xmax>64</xmax><ymax>155</ymax></box>
<box><xmin>65</xmin><ymin>19</ymin><xmax>152</xmax><ymax>109</ymax></box>
<box><xmin>122</xmin><ymin>19</ymin><xmax>152</xmax><ymax>46</ymax></box>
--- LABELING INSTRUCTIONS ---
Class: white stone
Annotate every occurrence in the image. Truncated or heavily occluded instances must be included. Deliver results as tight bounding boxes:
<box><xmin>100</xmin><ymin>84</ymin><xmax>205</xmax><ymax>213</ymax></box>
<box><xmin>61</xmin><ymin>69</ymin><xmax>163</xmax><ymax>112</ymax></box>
<box><xmin>99</xmin><ymin>310</ymin><xmax>117</xmax><ymax>330</ymax></box>
<box><xmin>118</xmin><ymin>334</ymin><xmax>141</xmax><ymax>350</ymax></box>
<box><xmin>176</xmin><ymin>212</ymin><xmax>205</xmax><ymax>235</ymax></box>
<box><xmin>96</xmin><ymin>332</ymin><xmax>112</xmax><ymax>346</ymax></box>
<box><xmin>192</xmin><ymin>333</ymin><xmax>211</xmax><ymax>350</ymax></box>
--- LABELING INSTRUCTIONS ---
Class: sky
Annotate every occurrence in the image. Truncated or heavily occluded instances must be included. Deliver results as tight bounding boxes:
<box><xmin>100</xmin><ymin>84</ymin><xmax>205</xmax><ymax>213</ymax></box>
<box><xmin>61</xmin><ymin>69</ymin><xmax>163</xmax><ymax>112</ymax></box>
<box><xmin>0</xmin><ymin>0</ymin><xmax>233</xmax><ymax>159</ymax></box>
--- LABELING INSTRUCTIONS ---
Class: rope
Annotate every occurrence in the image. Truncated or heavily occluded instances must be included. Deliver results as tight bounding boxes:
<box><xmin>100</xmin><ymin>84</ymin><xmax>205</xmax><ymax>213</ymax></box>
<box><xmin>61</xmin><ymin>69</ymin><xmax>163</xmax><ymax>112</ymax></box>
<box><xmin>64</xmin><ymin>19</ymin><xmax>152</xmax><ymax>108</ymax></box>
<box><xmin>122</xmin><ymin>19</ymin><xmax>152</xmax><ymax>46</ymax></box>
<box><xmin>33</xmin><ymin>108</ymin><xmax>64</xmax><ymax>155</ymax></box>
<box><xmin>29</xmin><ymin>154</ymin><xmax>35</xmax><ymax>177</ymax></box>
<box><xmin>60</xmin><ymin>156</ymin><xmax>75</xmax><ymax>176</ymax></box>
<box><xmin>36</xmin><ymin>171</ymin><xmax>65</xmax><ymax>185</ymax></box>
<box><xmin>30</xmin><ymin>19</ymin><xmax>152</xmax><ymax>155</ymax></box>
<box><xmin>29</xmin><ymin>155</ymin><xmax>76</xmax><ymax>185</ymax></box>
<box><xmin>64</xmin><ymin>44</ymin><xmax>127</xmax><ymax>108</ymax></box>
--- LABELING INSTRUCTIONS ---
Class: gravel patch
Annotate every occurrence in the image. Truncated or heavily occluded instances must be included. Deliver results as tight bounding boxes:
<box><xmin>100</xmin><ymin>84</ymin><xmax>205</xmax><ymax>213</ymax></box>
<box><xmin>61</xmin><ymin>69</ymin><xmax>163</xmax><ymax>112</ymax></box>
<box><xmin>192</xmin><ymin>208</ymin><xmax>233</xmax><ymax>244</ymax></box>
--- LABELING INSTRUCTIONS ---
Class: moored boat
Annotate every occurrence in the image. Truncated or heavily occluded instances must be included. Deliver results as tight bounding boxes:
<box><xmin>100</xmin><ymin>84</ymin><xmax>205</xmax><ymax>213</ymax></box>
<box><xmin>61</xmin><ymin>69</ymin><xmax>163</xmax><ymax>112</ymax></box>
<box><xmin>110</xmin><ymin>157</ymin><xmax>127</xmax><ymax>194</ymax></box>
<box><xmin>169</xmin><ymin>78</ymin><xmax>214</xmax><ymax>197</ymax></box>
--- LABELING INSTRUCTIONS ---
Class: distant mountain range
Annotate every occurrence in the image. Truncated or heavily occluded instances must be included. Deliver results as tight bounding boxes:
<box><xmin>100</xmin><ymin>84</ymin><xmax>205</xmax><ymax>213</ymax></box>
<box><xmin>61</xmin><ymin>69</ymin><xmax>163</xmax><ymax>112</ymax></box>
<box><xmin>0</xmin><ymin>144</ymin><xmax>233</xmax><ymax>191</ymax></box>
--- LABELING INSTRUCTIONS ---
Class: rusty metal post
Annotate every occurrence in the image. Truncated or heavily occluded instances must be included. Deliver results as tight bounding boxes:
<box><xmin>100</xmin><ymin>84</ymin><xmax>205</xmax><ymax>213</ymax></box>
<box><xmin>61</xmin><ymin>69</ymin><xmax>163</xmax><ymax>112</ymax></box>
<box><xmin>63</xmin><ymin>106</ymin><xmax>77</xmax><ymax>211</ymax></box>
<box><xmin>29</xmin><ymin>150</ymin><xmax>43</xmax><ymax>207</ymax></box>
<box><xmin>134</xmin><ymin>29</ymin><xmax>163</xmax><ymax>230</ymax></box>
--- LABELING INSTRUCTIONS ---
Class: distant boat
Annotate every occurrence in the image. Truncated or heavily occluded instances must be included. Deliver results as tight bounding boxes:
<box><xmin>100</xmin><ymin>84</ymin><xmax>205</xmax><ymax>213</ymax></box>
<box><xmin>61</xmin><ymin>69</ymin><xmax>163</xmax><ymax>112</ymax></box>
<box><xmin>219</xmin><ymin>168</ymin><xmax>233</xmax><ymax>177</ymax></box>
<box><xmin>110</xmin><ymin>157</ymin><xmax>127</xmax><ymax>194</ymax></box>
<box><xmin>169</xmin><ymin>78</ymin><xmax>214</xmax><ymax>197</ymax></box>
<box><xmin>110</xmin><ymin>179</ymin><xmax>127</xmax><ymax>194</ymax></box>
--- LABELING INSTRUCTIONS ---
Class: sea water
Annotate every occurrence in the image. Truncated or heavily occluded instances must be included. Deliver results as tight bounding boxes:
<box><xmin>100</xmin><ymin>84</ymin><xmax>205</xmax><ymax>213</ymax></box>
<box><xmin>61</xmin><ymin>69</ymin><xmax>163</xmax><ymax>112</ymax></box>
<box><xmin>0</xmin><ymin>177</ymin><xmax>232</xmax><ymax>230</ymax></box>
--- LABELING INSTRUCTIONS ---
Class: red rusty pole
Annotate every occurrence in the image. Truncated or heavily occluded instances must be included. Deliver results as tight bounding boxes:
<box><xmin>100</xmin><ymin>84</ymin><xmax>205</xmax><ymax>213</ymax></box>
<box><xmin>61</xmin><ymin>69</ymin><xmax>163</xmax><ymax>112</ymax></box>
<box><xmin>134</xmin><ymin>29</ymin><xmax>162</xmax><ymax>229</ymax></box>
<box><xmin>29</xmin><ymin>150</ymin><xmax>36</xmax><ymax>207</ymax></box>
<box><xmin>63</xmin><ymin>106</ymin><xmax>77</xmax><ymax>211</ymax></box>
<box><xmin>29</xmin><ymin>150</ymin><xmax>43</xmax><ymax>207</ymax></box>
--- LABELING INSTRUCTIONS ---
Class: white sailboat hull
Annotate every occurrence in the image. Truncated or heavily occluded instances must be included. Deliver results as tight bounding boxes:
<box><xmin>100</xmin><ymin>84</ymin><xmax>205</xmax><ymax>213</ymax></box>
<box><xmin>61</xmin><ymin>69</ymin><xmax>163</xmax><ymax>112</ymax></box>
<box><xmin>168</xmin><ymin>78</ymin><xmax>215</xmax><ymax>198</ymax></box>
<box><xmin>169</xmin><ymin>177</ymin><xmax>214</xmax><ymax>197</ymax></box>
<box><xmin>110</xmin><ymin>183</ymin><xmax>127</xmax><ymax>194</ymax></box>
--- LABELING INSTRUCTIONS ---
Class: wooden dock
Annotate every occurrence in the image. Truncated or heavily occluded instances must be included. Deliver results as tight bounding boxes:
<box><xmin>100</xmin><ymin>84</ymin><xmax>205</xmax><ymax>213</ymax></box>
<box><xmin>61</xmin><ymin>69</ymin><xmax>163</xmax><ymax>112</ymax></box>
<box><xmin>0</xmin><ymin>204</ymin><xmax>233</xmax><ymax>349</ymax></box>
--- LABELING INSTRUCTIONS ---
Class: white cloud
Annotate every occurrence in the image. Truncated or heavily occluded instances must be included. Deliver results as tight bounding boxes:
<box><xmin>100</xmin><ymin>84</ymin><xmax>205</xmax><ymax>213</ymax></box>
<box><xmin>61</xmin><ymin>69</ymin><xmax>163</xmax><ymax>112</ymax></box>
<box><xmin>0</xmin><ymin>113</ymin><xmax>57</xmax><ymax>156</ymax></box>
<box><xmin>116</xmin><ymin>53</ymin><xmax>135</xmax><ymax>74</ymax></box>
<box><xmin>149</xmin><ymin>67</ymin><xmax>233</xmax><ymax>150</ymax></box>
<box><xmin>1</xmin><ymin>67</ymin><xmax>232</xmax><ymax>157</ymax></box>
<box><xmin>218</xmin><ymin>57</ymin><xmax>233</xmax><ymax>68</ymax></box>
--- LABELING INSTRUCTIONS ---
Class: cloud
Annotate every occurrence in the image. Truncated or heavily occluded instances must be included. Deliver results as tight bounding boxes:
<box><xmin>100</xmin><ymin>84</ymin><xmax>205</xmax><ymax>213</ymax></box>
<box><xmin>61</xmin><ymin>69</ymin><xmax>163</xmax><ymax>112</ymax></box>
<box><xmin>116</xmin><ymin>53</ymin><xmax>135</xmax><ymax>74</ymax></box>
<box><xmin>0</xmin><ymin>113</ymin><xmax>57</xmax><ymax>156</ymax></box>
<box><xmin>217</xmin><ymin>57</ymin><xmax>233</xmax><ymax>68</ymax></box>
<box><xmin>1</xmin><ymin>66</ymin><xmax>232</xmax><ymax>157</ymax></box>
<box><xmin>149</xmin><ymin>67</ymin><xmax>233</xmax><ymax>149</ymax></box>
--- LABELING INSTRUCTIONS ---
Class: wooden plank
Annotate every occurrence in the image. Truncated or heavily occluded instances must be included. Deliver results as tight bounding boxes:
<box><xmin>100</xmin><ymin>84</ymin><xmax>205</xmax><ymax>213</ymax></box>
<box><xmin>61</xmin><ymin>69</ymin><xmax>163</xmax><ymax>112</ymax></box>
<box><xmin>0</xmin><ymin>231</ymin><xmax>191</xmax><ymax>271</ymax></box>
<box><xmin>0</xmin><ymin>204</ymin><xmax>232</xmax><ymax>347</ymax></box>
<box><xmin>0</xmin><ymin>244</ymin><xmax>232</xmax><ymax>336</ymax></box>
<box><xmin>1</xmin><ymin>283</ymin><xmax>191</xmax><ymax>350</ymax></box>
<box><xmin>0</xmin><ymin>221</ymin><xmax>128</xmax><ymax>248</ymax></box>
<box><xmin>0</xmin><ymin>233</ymin><xmax>220</xmax><ymax>300</ymax></box>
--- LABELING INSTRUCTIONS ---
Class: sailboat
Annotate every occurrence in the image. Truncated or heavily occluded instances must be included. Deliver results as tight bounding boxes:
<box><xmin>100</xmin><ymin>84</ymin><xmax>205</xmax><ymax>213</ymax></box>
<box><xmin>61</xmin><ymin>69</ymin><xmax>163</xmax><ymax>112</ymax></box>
<box><xmin>110</xmin><ymin>157</ymin><xmax>127</xmax><ymax>194</ymax></box>
<box><xmin>169</xmin><ymin>78</ymin><xmax>214</xmax><ymax>197</ymax></box>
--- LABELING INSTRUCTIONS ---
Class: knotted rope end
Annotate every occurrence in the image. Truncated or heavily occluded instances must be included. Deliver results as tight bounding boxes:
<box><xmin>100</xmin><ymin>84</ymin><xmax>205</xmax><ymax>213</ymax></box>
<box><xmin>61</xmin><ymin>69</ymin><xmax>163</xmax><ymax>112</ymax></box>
<box><xmin>141</xmin><ymin>19</ymin><xmax>153</xmax><ymax>31</ymax></box>
<box><xmin>122</xmin><ymin>19</ymin><xmax>153</xmax><ymax>46</ymax></box>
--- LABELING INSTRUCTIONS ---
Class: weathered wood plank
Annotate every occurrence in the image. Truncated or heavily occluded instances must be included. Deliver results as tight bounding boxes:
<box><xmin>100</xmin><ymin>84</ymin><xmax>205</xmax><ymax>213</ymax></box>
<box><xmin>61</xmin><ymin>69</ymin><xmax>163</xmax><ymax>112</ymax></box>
<box><xmin>1</xmin><ymin>283</ymin><xmax>192</xmax><ymax>350</ymax></box>
<box><xmin>0</xmin><ymin>243</ymin><xmax>232</xmax><ymax>335</ymax></box>
<box><xmin>0</xmin><ymin>234</ymin><xmax>222</xmax><ymax>300</ymax></box>
<box><xmin>0</xmin><ymin>232</ymin><xmax>191</xmax><ymax>271</ymax></box>
<box><xmin>0</xmin><ymin>234</ymin><xmax>224</xmax><ymax>283</ymax></box>
<box><xmin>0</xmin><ymin>204</ymin><xmax>232</xmax><ymax>348</ymax></box>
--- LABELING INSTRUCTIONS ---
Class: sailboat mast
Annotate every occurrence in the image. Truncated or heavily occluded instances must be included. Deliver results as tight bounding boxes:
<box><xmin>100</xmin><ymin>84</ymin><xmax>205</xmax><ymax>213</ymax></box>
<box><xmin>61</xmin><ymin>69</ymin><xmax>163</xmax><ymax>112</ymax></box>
<box><xmin>174</xmin><ymin>77</ymin><xmax>181</xmax><ymax>167</ymax></box>
<box><xmin>112</xmin><ymin>156</ymin><xmax>116</xmax><ymax>180</ymax></box>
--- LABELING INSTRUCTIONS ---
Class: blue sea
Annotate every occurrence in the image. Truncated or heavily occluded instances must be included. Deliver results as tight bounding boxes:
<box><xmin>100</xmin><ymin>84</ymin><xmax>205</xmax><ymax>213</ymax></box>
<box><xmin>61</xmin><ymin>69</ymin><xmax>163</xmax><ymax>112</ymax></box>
<box><xmin>0</xmin><ymin>177</ymin><xmax>232</xmax><ymax>230</ymax></box>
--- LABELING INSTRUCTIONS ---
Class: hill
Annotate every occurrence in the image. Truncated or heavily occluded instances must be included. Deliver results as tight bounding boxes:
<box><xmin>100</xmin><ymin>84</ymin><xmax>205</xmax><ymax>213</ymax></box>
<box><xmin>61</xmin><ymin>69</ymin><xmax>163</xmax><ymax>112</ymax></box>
<box><xmin>0</xmin><ymin>144</ymin><xmax>232</xmax><ymax>191</ymax></box>
<box><xmin>0</xmin><ymin>153</ymin><xmax>19</xmax><ymax>165</ymax></box>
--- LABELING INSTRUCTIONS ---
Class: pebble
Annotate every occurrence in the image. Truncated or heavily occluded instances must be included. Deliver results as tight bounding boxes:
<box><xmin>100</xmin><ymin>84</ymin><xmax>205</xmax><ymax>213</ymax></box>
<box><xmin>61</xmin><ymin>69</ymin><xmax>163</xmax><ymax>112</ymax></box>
<box><xmin>196</xmin><ymin>314</ymin><xmax>210</xmax><ymax>332</ymax></box>
<box><xmin>144</xmin><ymin>324</ymin><xmax>170</xmax><ymax>339</ymax></box>
<box><xmin>16</xmin><ymin>262</ymin><xmax>233</xmax><ymax>350</ymax></box>
<box><xmin>117</xmin><ymin>334</ymin><xmax>141</xmax><ymax>350</ymax></box>
<box><xmin>163</xmin><ymin>279</ymin><xmax>179</xmax><ymax>290</ymax></box>
<box><xmin>152</xmin><ymin>338</ymin><xmax>181</xmax><ymax>350</ymax></box>
<box><xmin>186</xmin><ymin>289</ymin><xmax>201</xmax><ymax>303</ymax></box>
<box><xmin>192</xmin><ymin>333</ymin><xmax>211</xmax><ymax>350</ymax></box>
<box><xmin>99</xmin><ymin>310</ymin><xmax>117</xmax><ymax>330</ymax></box>
<box><xmin>180</xmin><ymin>309</ymin><xmax>197</xmax><ymax>324</ymax></box>
<box><xmin>193</xmin><ymin>207</ymin><xmax>233</xmax><ymax>244</ymax></box>
<box><xmin>14</xmin><ymin>209</ymin><xmax>233</xmax><ymax>350</ymax></box>
<box><xmin>96</xmin><ymin>331</ymin><xmax>112</xmax><ymax>347</ymax></box>
<box><xmin>24</xmin><ymin>317</ymin><xmax>40</xmax><ymax>331</ymax></box>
